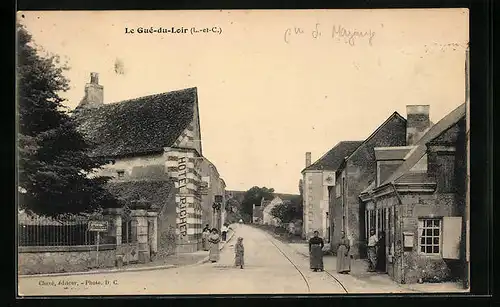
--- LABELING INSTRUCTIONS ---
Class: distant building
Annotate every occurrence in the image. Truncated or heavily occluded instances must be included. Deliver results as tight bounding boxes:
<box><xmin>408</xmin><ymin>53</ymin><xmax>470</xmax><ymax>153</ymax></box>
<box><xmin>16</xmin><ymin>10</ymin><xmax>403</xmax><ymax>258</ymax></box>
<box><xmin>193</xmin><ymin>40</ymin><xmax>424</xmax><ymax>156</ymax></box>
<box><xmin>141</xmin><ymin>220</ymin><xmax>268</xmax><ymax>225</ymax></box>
<box><xmin>359</xmin><ymin>103</ymin><xmax>466</xmax><ymax>284</ymax></box>
<box><xmin>252</xmin><ymin>200</ymin><xmax>267</xmax><ymax>224</ymax></box>
<box><xmin>301</xmin><ymin>142</ymin><xmax>362</xmax><ymax>240</ymax></box>
<box><xmin>262</xmin><ymin>196</ymin><xmax>288</xmax><ymax>226</ymax></box>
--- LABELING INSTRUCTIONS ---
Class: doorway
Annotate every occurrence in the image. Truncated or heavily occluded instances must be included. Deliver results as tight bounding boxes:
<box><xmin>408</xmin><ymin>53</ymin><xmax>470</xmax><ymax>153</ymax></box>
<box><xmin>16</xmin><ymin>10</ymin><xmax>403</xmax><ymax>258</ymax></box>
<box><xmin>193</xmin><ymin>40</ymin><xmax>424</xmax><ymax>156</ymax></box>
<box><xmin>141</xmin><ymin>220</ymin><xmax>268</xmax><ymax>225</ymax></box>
<box><xmin>376</xmin><ymin>208</ymin><xmax>388</xmax><ymax>273</ymax></box>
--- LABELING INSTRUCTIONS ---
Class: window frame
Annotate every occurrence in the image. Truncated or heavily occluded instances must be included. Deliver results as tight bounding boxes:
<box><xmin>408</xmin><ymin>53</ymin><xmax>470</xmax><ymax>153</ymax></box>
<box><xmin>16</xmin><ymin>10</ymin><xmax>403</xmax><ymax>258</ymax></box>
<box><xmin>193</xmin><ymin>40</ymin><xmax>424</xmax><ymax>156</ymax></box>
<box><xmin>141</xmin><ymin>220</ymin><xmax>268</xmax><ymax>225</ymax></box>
<box><xmin>418</xmin><ymin>218</ymin><xmax>442</xmax><ymax>256</ymax></box>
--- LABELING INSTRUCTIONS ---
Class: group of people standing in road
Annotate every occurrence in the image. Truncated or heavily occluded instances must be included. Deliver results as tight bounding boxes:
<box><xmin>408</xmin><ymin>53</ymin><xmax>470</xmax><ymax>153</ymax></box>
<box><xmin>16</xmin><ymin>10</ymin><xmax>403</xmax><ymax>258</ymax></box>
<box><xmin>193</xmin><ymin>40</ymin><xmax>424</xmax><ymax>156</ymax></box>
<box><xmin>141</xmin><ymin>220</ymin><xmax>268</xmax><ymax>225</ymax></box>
<box><xmin>308</xmin><ymin>228</ymin><xmax>385</xmax><ymax>274</ymax></box>
<box><xmin>201</xmin><ymin>222</ymin><xmax>244</xmax><ymax>269</ymax></box>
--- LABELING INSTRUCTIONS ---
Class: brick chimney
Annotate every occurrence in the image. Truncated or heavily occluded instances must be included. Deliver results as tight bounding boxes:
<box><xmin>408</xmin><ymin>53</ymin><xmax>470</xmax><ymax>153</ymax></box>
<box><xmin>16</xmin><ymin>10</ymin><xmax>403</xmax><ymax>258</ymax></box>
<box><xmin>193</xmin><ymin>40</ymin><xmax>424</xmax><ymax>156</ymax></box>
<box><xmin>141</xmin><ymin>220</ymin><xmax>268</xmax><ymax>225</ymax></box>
<box><xmin>305</xmin><ymin>152</ymin><xmax>312</xmax><ymax>168</ymax></box>
<box><xmin>406</xmin><ymin>105</ymin><xmax>431</xmax><ymax>145</ymax></box>
<box><xmin>79</xmin><ymin>72</ymin><xmax>103</xmax><ymax>108</ymax></box>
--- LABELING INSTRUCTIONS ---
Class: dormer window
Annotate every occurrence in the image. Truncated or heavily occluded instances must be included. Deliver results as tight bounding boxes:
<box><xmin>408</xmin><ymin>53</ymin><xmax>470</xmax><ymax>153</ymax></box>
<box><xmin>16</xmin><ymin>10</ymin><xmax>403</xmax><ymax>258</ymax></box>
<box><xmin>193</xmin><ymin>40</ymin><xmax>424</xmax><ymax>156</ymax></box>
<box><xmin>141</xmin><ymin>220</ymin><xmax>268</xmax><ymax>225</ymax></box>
<box><xmin>117</xmin><ymin>170</ymin><xmax>125</xmax><ymax>178</ymax></box>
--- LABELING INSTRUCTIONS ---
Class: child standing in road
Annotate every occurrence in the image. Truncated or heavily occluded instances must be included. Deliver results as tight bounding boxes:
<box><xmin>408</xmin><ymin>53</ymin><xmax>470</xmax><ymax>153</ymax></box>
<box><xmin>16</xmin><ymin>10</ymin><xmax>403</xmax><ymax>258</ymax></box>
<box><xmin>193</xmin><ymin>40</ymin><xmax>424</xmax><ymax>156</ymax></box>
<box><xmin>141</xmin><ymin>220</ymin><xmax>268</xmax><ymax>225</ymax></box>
<box><xmin>234</xmin><ymin>237</ymin><xmax>244</xmax><ymax>269</ymax></box>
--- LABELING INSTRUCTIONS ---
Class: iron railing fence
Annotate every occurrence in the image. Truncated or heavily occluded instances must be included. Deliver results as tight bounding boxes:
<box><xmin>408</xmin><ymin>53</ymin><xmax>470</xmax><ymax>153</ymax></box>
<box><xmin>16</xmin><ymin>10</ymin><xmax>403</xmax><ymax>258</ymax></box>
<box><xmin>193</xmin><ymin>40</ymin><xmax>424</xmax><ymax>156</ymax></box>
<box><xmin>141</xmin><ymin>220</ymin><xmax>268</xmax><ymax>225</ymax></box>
<box><xmin>18</xmin><ymin>212</ymin><xmax>116</xmax><ymax>247</ymax></box>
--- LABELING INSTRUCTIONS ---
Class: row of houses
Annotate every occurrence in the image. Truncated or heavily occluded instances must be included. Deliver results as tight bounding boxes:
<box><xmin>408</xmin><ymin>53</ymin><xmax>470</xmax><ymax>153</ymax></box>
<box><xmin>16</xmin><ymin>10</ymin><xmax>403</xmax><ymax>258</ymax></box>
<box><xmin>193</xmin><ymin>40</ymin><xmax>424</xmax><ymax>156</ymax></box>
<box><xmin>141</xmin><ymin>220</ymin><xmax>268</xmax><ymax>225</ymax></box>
<box><xmin>301</xmin><ymin>50</ymin><xmax>470</xmax><ymax>285</ymax></box>
<box><xmin>19</xmin><ymin>73</ymin><xmax>229</xmax><ymax>274</ymax></box>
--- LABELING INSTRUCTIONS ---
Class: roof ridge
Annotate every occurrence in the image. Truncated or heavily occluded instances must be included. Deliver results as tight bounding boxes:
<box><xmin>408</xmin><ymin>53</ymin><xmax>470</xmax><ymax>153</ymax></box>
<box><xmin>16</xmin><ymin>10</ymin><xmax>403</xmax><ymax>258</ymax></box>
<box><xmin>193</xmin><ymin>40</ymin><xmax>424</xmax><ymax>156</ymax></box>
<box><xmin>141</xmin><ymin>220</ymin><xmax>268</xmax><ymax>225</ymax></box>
<box><xmin>343</xmin><ymin>111</ymin><xmax>406</xmax><ymax>163</ymax></box>
<box><xmin>92</xmin><ymin>87</ymin><xmax>198</xmax><ymax>108</ymax></box>
<box><xmin>302</xmin><ymin>140</ymin><xmax>364</xmax><ymax>173</ymax></box>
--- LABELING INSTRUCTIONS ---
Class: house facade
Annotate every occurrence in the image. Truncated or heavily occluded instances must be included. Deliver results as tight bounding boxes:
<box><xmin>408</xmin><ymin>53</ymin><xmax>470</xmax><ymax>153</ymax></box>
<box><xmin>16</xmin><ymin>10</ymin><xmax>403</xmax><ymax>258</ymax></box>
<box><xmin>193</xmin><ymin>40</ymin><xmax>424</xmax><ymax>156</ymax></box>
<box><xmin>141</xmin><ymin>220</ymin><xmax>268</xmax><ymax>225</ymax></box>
<box><xmin>301</xmin><ymin>142</ymin><xmax>362</xmax><ymax>240</ymax></box>
<box><xmin>329</xmin><ymin>112</ymin><xmax>407</xmax><ymax>258</ymax></box>
<box><xmin>75</xmin><ymin>73</ymin><xmax>225</xmax><ymax>254</ymax></box>
<box><xmin>252</xmin><ymin>199</ymin><xmax>268</xmax><ymax>224</ymax></box>
<box><xmin>199</xmin><ymin>157</ymin><xmax>226</xmax><ymax>230</ymax></box>
<box><xmin>262</xmin><ymin>196</ymin><xmax>284</xmax><ymax>226</ymax></box>
<box><xmin>359</xmin><ymin>103</ymin><xmax>467</xmax><ymax>285</ymax></box>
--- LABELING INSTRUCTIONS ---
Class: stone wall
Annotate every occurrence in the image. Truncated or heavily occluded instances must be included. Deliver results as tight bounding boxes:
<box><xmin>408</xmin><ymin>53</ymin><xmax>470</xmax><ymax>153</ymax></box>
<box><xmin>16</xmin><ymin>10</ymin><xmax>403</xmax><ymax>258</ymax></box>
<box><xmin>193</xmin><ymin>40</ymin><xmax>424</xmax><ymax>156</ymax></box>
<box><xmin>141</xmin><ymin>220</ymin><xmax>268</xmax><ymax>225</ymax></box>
<box><xmin>343</xmin><ymin>114</ymin><xmax>407</xmax><ymax>258</ymax></box>
<box><xmin>95</xmin><ymin>153</ymin><xmax>166</xmax><ymax>180</ymax></box>
<box><xmin>164</xmin><ymin>147</ymin><xmax>203</xmax><ymax>253</ymax></box>
<box><xmin>366</xmin><ymin>192</ymin><xmax>463</xmax><ymax>284</ymax></box>
<box><xmin>329</xmin><ymin>170</ymin><xmax>344</xmax><ymax>255</ymax></box>
<box><xmin>116</xmin><ymin>243</ymin><xmax>140</xmax><ymax>264</ymax></box>
<box><xmin>156</xmin><ymin>186</ymin><xmax>178</xmax><ymax>258</ymax></box>
<box><xmin>199</xmin><ymin>158</ymin><xmax>226</xmax><ymax>230</ymax></box>
<box><xmin>303</xmin><ymin>171</ymin><xmax>328</xmax><ymax>239</ymax></box>
<box><xmin>18</xmin><ymin>245</ymin><xmax>117</xmax><ymax>275</ymax></box>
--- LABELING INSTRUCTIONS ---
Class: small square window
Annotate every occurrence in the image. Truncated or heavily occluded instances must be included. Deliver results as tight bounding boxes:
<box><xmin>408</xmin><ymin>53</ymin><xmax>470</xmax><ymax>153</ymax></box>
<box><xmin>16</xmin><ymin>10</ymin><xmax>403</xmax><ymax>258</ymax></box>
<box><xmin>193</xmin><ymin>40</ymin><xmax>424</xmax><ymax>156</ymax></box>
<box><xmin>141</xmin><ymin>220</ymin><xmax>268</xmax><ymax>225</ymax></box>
<box><xmin>419</xmin><ymin>218</ymin><xmax>442</xmax><ymax>256</ymax></box>
<box><xmin>117</xmin><ymin>170</ymin><xmax>125</xmax><ymax>177</ymax></box>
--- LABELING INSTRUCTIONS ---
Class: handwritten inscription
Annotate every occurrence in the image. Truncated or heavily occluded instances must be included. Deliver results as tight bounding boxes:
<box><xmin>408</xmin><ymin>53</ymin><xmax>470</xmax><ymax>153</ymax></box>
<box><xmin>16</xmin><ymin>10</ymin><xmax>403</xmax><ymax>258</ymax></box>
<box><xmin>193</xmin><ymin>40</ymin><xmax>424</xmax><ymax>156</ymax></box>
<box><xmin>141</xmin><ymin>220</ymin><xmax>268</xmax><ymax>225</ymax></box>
<box><xmin>125</xmin><ymin>26</ymin><xmax>222</xmax><ymax>35</ymax></box>
<box><xmin>284</xmin><ymin>23</ymin><xmax>375</xmax><ymax>46</ymax></box>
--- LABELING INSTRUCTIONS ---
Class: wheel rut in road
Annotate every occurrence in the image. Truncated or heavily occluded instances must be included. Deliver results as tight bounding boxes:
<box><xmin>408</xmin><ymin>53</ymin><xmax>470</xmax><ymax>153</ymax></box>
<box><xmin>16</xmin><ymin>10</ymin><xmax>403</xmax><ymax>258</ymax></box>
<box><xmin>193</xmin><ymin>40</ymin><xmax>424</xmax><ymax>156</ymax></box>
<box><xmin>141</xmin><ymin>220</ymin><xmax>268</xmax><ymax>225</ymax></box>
<box><xmin>263</xmin><ymin>232</ymin><xmax>349</xmax><ymax>294</ymax></box>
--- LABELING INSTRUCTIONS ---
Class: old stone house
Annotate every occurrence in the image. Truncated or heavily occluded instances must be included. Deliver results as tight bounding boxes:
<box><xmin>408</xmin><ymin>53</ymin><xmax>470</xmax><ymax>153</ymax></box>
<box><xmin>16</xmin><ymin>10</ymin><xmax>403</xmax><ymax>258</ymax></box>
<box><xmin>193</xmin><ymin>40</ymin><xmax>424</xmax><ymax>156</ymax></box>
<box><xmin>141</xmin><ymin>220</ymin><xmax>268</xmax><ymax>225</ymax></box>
<box><xmin>301</xmin><ymin>142</ymin><xmax>362</xmax><ymax>240</ymax></box>
<box><xmin>75</xmin><ymin>72</ymin><xmax>224</xmax><ymax>255</ymax></box>
<box><xmin>252</xmin><ymin>199</ymin><xmax>268</xmax><ymax>224</ymax></box>
<box><xmin>199</xmin><ymin>157</ymin><xmax>227</xmax><ymax>230</ymax></box>
<box><xmin>329</xmin><ymin>112</ymin><xmax>408</xmax><ymax>258</ymax></box>
<box><xmin>359</xmin><ymin>103</ymin><xmax>466</xmax><ymax>285</ymax></box>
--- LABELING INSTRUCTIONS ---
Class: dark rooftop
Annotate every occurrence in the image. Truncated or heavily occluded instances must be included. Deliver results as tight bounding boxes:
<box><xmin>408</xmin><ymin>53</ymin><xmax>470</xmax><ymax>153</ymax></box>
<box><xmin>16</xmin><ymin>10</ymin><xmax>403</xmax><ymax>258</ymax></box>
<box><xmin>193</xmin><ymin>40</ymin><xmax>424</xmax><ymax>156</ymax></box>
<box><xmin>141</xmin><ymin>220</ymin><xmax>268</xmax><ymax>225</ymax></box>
<box><xmin>302</xmin><ymin>141</ymin><xmax>363</xmax><ymax>173</ymax></box>
<box><xmin>74</xmin><ymin>87</ymin><xmax>197</xmax><ymax>158</ymax></box>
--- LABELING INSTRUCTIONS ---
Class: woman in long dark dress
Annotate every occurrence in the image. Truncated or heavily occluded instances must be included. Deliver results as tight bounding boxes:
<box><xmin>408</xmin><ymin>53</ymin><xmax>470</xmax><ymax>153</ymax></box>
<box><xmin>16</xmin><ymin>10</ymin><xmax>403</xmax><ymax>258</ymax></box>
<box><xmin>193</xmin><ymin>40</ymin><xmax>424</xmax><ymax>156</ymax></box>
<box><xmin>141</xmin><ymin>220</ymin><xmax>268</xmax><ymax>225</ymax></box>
<box><xmin>336</xmin><ymin>231</ymin><xmax>351</xmax><ymax>274</ymax></box>
<box><xmin>208</xmin><ymin>228</ymin><xmax>221</xmax><ymax>262</ymax></box>
<box><xmin>309</xmin><ymin>231</ymin><xmax>324</xmax><ymax>272</ymax></box>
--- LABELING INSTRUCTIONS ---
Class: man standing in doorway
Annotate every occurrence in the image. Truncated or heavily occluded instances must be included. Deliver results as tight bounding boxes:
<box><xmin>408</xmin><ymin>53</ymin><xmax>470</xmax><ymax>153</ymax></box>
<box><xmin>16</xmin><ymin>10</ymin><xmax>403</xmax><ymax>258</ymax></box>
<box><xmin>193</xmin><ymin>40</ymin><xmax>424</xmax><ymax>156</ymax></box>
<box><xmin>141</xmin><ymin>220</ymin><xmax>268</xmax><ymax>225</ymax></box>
<box><xmin>367</xmin><ymin>229</ymin><xmax>379</xmax><ymax>272</ymax></box>
<box><xmin>221</xmin><ymin>223</ymin><xmax>229</xmax><ymax>242</ymax></box>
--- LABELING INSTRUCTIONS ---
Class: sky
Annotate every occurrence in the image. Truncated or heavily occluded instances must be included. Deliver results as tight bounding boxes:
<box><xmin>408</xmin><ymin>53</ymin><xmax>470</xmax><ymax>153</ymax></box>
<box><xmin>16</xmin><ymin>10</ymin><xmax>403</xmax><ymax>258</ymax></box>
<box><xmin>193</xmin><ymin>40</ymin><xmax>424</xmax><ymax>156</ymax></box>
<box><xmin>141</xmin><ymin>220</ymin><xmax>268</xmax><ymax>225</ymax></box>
<box><xmin>18</xmin><ymin>9</ymin><xmax>469</xmax><ymax>194</ymax></box>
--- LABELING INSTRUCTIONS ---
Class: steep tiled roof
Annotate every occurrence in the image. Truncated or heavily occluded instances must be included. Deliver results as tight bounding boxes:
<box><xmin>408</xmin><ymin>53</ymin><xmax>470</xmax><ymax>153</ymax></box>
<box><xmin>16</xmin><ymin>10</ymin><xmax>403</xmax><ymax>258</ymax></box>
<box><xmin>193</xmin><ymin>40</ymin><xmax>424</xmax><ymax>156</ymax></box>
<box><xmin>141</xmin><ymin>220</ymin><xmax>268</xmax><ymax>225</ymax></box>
<box><xmin>302</xmin><ymin>141</ymin><xmax>363</xmax><ymax>172</ymax></box>
<box><xmin>381</xmin><ymin>103</ymin><xmax>466</xmax><ymax>186</ymax></box>
<box><xmin>74</xmin><ymin>88</ymin><xmax>197</xmax><ymax>158</ymax></box>
<box><xmin>105</xmin><ymin>179</ymin><xmax>175</xmax><ymax>211</ymax></box>
<box><xmin>342</xmin><ymin>112</ymin><xmax>407</xmax><ymax>167</ymax></box>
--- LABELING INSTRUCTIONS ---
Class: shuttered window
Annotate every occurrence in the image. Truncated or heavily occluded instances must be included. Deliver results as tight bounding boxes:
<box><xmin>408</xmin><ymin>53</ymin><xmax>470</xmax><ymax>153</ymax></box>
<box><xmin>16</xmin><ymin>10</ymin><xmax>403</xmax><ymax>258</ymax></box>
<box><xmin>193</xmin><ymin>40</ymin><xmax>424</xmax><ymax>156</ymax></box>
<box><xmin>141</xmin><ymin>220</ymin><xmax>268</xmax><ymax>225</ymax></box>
<box><xmin>442</xmin><ymin>216</ymin><xmax>462</xmax><ymax>259</ymax></box>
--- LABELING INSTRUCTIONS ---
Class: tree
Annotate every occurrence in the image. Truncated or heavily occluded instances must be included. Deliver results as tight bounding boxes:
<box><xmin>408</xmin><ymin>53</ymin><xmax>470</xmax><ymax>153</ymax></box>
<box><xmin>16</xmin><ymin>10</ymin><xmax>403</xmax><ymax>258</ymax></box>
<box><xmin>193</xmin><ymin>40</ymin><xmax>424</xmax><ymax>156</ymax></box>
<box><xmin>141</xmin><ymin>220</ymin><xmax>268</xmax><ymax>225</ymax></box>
<box><xmin>225</xmin><ymin>197</ymin><xmax>239</xmax><ymax>213</ymax></box>
<box><xmin>17</xmin><ymin>23</ymin><xmax>119</xmax><ymax>217</ymax></box>
<box><xmin>241</xmin><ymin>186</ymin><xmax>275</xmax><ymax>220</ymax></box>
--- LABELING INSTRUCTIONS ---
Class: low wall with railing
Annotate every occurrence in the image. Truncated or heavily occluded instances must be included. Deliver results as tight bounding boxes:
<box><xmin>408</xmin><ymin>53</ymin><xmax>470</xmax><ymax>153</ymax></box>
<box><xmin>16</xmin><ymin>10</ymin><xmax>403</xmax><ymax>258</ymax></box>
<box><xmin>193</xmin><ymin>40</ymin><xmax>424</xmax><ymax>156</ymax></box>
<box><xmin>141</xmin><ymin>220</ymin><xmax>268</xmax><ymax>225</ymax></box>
<box><xmin>17</xmin><ymin>212</ymin><xmax>120</xmax><ymax>275</ymax></box>
<box><xmin>18</xmin><ymin>244</ymin><xmax>117</xmax><ymax>275</ymax></box>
